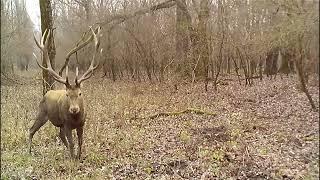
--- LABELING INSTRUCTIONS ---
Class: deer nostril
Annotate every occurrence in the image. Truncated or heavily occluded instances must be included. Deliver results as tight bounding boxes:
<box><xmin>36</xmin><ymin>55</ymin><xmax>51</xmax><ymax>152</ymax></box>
<box><xmin>70</xmin><ymin>107</ymin><xmax>79</xmax><ymax>114</ymax></box>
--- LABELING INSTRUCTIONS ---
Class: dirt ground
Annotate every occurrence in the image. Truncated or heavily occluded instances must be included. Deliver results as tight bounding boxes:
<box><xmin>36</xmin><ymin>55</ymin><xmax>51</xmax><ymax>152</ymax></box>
<box><xmin>1</xmin><ymin>71</ymin><xmax>319</xmax><ymax>179</ymax></box>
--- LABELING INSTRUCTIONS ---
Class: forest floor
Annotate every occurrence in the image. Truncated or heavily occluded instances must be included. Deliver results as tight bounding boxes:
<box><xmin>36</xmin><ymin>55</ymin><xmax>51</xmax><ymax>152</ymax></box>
<box><xmin>1</xmin><ymin>70</ymin><xmax>319</xmax><ymax>179</ymax></box>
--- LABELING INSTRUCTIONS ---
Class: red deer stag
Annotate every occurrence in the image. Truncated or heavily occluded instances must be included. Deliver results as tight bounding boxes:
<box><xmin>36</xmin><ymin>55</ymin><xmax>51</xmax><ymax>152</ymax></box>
<box><xmin>29</xmin><ymin>26</ymin><xmax>102</xmax><ymax>159</ymax></box>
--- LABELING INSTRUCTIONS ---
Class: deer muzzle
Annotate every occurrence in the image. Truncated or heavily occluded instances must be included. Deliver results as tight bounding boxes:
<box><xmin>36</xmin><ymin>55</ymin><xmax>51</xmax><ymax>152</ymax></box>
<box><xmin>69</xmin><ymin>106</ymin><xmax>80</xmax><ymax>114</ymax></box>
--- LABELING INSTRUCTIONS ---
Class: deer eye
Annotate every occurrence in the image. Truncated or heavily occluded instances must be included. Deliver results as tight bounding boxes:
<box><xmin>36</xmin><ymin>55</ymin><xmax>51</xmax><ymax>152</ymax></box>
<box><xmin>79</xmin><ymin>93</ymin><xmax>82</xmax><ymax>96</ymax></box>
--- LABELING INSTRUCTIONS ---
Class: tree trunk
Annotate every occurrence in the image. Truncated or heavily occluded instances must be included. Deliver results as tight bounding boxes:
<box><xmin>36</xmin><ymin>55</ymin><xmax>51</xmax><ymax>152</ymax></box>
<box><xmin>259</xmin><ymin>56</ymin><xmax>263</xmax><ymax>81</ymax></box>
<box><xmin>296</xmin><ymin>38</ymin><xmax>316</xmax><ymax>110</ymax></box>
<box><xmin>39</xmin><ymin>0</ymin><xmax>56</xmax><ymax>95</ymax></box>
<box><xmin>175</xmin><ymin>0</ymin><xmax>190</xmax><ymax>74</ymax></box>
<box><xmin>227</xmin><ymin>56</ymin><xmax>231</xmax><ymax>74</ymax></box>
<box><xmin>197</xmin><ymin>0</ymin><xmax>209</xmax><ymax>81</ymax></box>
<box><xmin>212</xmin><ymin>0</ymin><xmax>226</xmax><ymax>91</ymax></box>
<box><xmin>231</xmin><ymin>55</ymin><xmax>241</xmax><ymax>85</ymax></box>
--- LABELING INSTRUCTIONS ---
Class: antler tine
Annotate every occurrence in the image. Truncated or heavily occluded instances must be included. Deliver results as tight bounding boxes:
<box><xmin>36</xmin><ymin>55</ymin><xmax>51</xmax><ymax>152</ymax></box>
<box><xmin>91</xmin><ymin>26</ymin><xmax>101</xmax><ymax>51</ymax></box>
<box><xmin>65</xmin><ymin>65</ymin><xmax>69</xmax><ymax>84</ymax></box>
<box><xmin>43</xmin><ymin>29</ymin><xmax>51</xmax><ymax>49</ymax></box>
<box><xmin>33</xmin><ymin>29</ymin><xmax>70</xmax><ymax>86</ymax></box>
<box><xmin>76</xmin><ymin>67</ymin><xmax>79</xmax><ymax>78</ymax></box>
<box><xmin>41</xmin><ymin>29</ymin><xmax>48</xmax><ymax>47</ymax></box>
<box><xmin>33</xmin><ymin>34</ymin><xmax>42</xmax><ymax>50</ymax></box>
<box><xmin>76</xmin><ymin>26</ymin><xmax>102</xmax><ymax>85</ymax></box>
<box><xmin>33</xmin><ymin>53</ymin><xmax>46</xmax><ymax>69</ymax></box>
<box><xmin>75</xmin><ymin>67</ymin><xmax>79</xmax><ymax>84</ymax></box>
<box><xmin>43</xmin><ymin>30</ymin><xmax>52</xmax><ymax>67</ymax></box>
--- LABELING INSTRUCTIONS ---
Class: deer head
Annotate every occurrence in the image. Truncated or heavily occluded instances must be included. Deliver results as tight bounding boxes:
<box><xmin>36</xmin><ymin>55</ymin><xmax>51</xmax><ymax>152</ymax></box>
<box><xmin>33</xmin><ymin>26</ymin><xmax>102</xmax><ymax>114</ymax></box>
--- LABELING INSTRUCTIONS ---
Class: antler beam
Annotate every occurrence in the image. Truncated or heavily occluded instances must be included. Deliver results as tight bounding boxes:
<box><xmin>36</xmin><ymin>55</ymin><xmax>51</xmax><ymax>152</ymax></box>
<box><xmin>33</xmin><ymin>29</ymin><xmax>70</xmax><ymax>86</ymax></box>
<box><xmin>75</xmin><ymin>26</ymin><xmax>102</xmax><ymax>85</ymax></box>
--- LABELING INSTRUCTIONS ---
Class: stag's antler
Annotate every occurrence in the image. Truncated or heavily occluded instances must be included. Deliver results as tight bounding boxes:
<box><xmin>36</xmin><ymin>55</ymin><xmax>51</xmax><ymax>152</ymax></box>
<box><xmin>33</xmin><ymin>29</ymin><xmax>70</xmax><ymax>86</ymax></box>
<box><xmin>75</xmin><ymin>26</ymin><xmax>102</xmax><ymax>85</ymax></box>
<box><xmin>58</xmin><ymin>26</ymin><xmax>101</xmax><ymax>76</ymax></box>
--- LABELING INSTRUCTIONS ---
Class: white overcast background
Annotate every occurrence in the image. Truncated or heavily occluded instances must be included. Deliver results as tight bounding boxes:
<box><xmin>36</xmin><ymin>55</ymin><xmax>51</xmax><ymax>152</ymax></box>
<box><xmin>25</xmin><ymin>0</ymin><xmax>41</xmax><ymax>32</ymax></box>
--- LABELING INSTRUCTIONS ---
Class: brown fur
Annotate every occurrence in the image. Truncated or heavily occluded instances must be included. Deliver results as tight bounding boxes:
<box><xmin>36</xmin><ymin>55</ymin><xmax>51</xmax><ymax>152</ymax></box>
<box><xmin>29</xmin><ymin>84</ymin><xmax>86</xmax><ymax>159</ymax></box>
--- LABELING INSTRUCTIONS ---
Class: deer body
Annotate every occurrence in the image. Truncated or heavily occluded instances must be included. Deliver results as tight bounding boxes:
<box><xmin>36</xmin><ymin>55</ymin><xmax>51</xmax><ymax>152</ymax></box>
<box><xmin>42</xmin><ymin>90</ymin><xmax>85</xmax><ymax>128</ymax></box>
<box><xmin>30</xmin><ymin>87</ymin><xmax>85</xmax><ymax>158</ymax></box>
<box><xmin>29</xmin><ymin>26</ymin><xmax>101</xmax><ymax>159</ymax></box>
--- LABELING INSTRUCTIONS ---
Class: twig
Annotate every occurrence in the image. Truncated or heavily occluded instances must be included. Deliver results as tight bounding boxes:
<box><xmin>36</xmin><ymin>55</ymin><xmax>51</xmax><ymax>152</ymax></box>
<box><xmin>163</xmin><ymin>58</ymin><xmax>175</xmax><ymax>74</ymax></box>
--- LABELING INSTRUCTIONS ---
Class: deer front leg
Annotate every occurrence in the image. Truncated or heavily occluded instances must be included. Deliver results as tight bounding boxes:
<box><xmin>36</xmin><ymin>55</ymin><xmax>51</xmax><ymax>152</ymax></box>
<box><xmin>76</xmin><ymin>126</ymin><xmax>83</xmax><ymax>159</ymax></box>
<box><xmin>59</xmin><ymin>127</ymin><xmax>68</xmax><ymax>148</ymax></box>
<box><xmin>65</xmin><ymin>127</ymin><xmax>75</xmax><ymax>159</ymax></box>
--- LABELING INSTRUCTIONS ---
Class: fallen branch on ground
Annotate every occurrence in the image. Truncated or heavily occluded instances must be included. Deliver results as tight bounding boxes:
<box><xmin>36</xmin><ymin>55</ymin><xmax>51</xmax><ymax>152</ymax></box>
<box><xmin>148</xmin><ymin>108</ymin><xmax>216</xmax><ymax>119</ymax></box>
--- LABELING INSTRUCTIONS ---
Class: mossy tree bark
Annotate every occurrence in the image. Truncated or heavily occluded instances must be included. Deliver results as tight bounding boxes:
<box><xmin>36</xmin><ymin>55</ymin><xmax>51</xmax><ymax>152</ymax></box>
<box><xmin>39</xmin><ymin>0</ymin><xmax>56</xmax><ymax>95</ymax></box>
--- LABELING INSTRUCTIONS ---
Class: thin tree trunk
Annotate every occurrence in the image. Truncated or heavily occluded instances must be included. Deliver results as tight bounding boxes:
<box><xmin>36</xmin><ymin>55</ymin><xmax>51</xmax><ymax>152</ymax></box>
<box><xmin>236</xmin><ymin>47</ymin><xmax>249</xmax><ymax>86</ymax></box>
<box><xmin>259</xmin><ymin>56</ymin><xmax>263</xmax><ymax>81</ymax></box>
<box><xmin>231</xmin><ymin>55</ymin><xmax>241</xmax><ymax>85</ymax></box>
<box><xmin>175</xmin><ymin>0</ymin><xmax>190</xmax><ymax>73</ymax></box>
<box><xmin>296</xmin><ymin>38</ymin><xmax>316</xmax><ymax>110</ymax></box>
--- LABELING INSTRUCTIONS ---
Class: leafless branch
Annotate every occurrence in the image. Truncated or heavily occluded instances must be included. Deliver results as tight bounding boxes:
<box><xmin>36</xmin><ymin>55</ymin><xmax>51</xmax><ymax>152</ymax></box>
<box><xmin>97</xmin><ymin>0</ymin><xmax>176</xmax><ymax>26</ymax></box>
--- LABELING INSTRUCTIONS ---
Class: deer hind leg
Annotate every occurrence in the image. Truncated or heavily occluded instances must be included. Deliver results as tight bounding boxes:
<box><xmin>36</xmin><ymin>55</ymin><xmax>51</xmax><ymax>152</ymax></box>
<box><xmin>59</xmin><ymin>127</ymin><xmax>68</xmax><ymax>148</ymax></box>
<box><xmin>29</xmin><ymin>109</ymin><xmax>48</xmax><ymax>154</ymax></box>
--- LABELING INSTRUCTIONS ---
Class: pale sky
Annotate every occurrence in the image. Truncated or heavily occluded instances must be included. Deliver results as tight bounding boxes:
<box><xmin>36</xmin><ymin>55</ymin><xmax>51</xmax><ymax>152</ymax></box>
<box><xmin>25</xmin><ymin>0</ymin><xmax>41</xmax><ymax>32</ymax></box>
